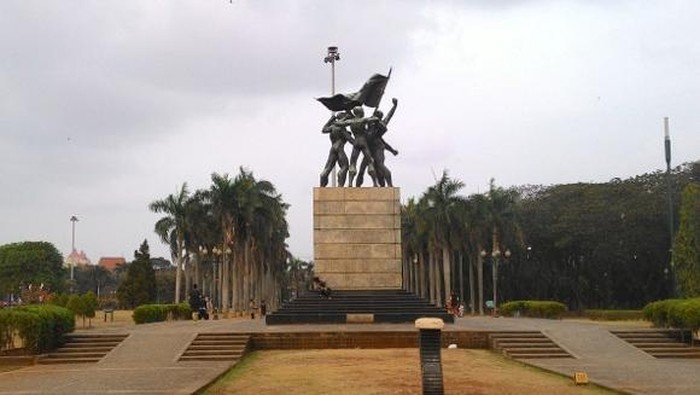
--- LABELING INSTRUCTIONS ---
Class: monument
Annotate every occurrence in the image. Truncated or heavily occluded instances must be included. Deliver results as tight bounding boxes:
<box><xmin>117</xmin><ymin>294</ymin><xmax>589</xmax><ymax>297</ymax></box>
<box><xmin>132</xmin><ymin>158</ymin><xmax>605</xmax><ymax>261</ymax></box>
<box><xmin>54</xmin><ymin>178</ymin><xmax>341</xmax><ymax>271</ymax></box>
<box><xmin>314</xmin><ymin>70</ymin><xmax>402</xmax><ymax>290</ymax></box>
<box><xmin>265</xmin><ymin>67</ymin><xmax>451</xmax><ymax>324</ymax></box>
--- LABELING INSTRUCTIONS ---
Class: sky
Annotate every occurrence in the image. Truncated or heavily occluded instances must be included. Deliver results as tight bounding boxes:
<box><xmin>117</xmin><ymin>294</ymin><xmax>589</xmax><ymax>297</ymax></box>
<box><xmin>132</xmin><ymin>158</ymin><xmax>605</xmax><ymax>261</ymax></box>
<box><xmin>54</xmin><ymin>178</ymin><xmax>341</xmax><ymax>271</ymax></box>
<box><xmin>1</xmin><ymin>0</ymin><xmax>698</xmax><ymax>263</ymax></box>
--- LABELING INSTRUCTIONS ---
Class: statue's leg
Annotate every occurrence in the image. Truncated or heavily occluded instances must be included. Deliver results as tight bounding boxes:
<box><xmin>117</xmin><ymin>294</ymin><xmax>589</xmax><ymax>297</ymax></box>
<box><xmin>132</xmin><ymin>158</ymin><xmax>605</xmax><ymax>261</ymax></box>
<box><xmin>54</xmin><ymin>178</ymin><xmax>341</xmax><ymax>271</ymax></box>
<box><xmin>363</xmin><ymin>147</ymin><xmax>378</xmax><ymax>187</ymax></box>
<box><xmin>348</xmin><ymin>147</ymin><xmax>360</xmax><ymax>186</ymax></box>
<box><xmin>337</xmin><ymin>149</ymin><xmax>350</xmax><ymax>187</ymax></box>
<box><xmin>320</xmin><ymin>150</ymin><xmax>337</xmax><ymax>187</ymax></box>
<box><xmin>356</xmin><ymin>156</ymin><xmax>369</xmax><ymax>187</ymax></box>
<box><xmin>374</xmin><ymin>149</ymin><xmax>391</xmax><ymax>187</ymax></box>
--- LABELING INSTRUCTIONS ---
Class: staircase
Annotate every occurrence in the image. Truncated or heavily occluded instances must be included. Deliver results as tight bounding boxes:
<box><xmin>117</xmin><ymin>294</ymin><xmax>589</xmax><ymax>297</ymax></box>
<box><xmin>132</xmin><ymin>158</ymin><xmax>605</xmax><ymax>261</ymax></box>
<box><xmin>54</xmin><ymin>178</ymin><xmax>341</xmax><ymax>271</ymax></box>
<box><xmin>179</xmin><ymin>333</ymin><xmax>250</xmax><ymax>362</ymax></box>
<box><xmin>265</xmin><ymin>289</ymin><xmax>453</xmax><ymax>325</ymax></box>
<box><xmin>611</xmin><ymin>330</ymin><xmax>700</xmax><ymax>358</ymax></box>
<box><xmin>489</xmin><ymin>331</ymin><xmax>573</xmax><ymax>359</ymax></box>
<box><xmin>38</xmin><ymin>333</ymin><xmax>128</xmax><ymax>365</ymax></box>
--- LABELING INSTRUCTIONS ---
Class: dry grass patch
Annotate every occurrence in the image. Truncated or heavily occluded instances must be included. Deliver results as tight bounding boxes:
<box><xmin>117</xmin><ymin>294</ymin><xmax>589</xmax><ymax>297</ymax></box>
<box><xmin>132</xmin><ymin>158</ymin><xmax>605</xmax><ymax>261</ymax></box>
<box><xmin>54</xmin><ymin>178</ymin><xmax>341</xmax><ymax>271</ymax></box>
<box><xmin>0</xmin><ymin>365</ymin><xmax>25</xmax><ymax>373</ymax></box>
<box><xmin>204</xmin><ymin>348</ymin><xmax>617</xmax><ymax>395</ymax></box>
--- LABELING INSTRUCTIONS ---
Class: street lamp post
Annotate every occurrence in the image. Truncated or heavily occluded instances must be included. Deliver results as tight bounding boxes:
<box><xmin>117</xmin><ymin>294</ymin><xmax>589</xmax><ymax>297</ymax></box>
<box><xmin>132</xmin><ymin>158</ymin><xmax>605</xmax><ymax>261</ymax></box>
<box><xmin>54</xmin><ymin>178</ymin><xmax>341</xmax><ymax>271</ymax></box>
<box><xmin>483</xmin><ymin>248</ymin><xmax>511</xmax><ymax>316</ymax></box>
<box><xmin>69</xmin><ymin>215</ymin><xmax>78</xmax><ymax>281</ymax></box>
<box><xmin>324</xmin><ymin>46</ymin><xmax>340</xmax><ymax>186</ymax></box>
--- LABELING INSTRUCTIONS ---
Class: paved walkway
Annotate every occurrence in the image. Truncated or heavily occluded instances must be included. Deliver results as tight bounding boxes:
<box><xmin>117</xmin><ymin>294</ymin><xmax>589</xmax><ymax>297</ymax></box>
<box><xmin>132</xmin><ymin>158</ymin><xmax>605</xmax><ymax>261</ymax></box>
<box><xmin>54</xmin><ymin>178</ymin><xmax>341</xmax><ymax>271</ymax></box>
<box><xmin>0</xmin><ymin>317</ymin><xmax>698</xmax><ymax>394</ymax></box>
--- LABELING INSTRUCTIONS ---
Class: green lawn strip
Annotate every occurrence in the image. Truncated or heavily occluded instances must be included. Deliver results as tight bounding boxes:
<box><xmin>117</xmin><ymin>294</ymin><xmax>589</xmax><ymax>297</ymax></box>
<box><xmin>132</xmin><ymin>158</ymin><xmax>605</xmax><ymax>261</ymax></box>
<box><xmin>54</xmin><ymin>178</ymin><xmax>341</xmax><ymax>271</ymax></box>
<box><xmin>198</xmin><ymin>351</ymin><xmax>261</xmax><ymax>395</ymax></box>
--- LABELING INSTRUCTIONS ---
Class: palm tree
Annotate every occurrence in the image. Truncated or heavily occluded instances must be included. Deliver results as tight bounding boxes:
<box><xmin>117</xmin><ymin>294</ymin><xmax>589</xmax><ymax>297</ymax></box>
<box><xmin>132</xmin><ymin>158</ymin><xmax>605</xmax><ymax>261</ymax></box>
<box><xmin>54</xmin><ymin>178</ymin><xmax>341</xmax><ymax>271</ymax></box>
<box><xmin>464</xmin><ymin>193</ymin><xmax>490</xmax><ymax>314</ymax></box>
<box><xmin>150</xmin><ymin>184</ymin><xmax>190</xmax><ymax>303</ymax></box>
<box><xmin>206</xmin><ymin>172</ymin><xmax>241</xmax><ymax>312</ymax></box>
<box><xmin>485</xmin><ymin>179</ymin><xmax>522</xmax><ymax>311</ymax></box>
<box><xmin>422</xmin><ymin>171</ymin><xmax>465</xmax><ymax>306</ymax></box>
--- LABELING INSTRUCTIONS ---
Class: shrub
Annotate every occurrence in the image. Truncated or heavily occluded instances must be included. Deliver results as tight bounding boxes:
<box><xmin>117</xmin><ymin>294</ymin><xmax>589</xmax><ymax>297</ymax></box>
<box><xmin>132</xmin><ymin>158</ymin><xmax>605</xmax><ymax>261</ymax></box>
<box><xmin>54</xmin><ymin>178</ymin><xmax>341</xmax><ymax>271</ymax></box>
<box><xmin>500</xmin><ymin>300</ymin><xmax>567</xmax><ymax>319</ymax></box>
<box><xmin>0</xmin><ymin>305</ymin><xmax>74</xmax><ymax>354</ymax></box>
<box><xmin>643</xmin><ymin>298</ymin><xmax>700</xmax><ymax>331</ymax></box>
<box><xmin>132</xmin><ymin>303</ymin><xmax>192</xmax><ymax>324</ymax></box>
<box><xmin>584</xmin><ymin>310</ymin><xmax>644</xmax><ymax>321</ymax></box>
<box><xmin>643</xmin><ymin>299</ymin><xmax>684</xmax><ymax>327</ymax></box>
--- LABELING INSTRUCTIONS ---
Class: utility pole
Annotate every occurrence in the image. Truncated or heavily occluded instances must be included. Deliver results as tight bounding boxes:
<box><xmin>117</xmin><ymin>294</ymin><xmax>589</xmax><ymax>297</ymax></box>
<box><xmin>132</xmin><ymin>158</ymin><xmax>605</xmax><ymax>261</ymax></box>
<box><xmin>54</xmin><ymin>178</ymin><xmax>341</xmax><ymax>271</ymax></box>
<box><xmin>664</xmin><ymin>117</ymin><xmax>674</xmax><ymax>294</ymax></box>
<box><xmin>324</xmin><ymin>46</ymin><xmax>340</xmax><ymax>186</ymax></box>
<box><xmin>70</xmin><ymin>215</ymin><xmax>78</xmax><ymax>281</ymax></box>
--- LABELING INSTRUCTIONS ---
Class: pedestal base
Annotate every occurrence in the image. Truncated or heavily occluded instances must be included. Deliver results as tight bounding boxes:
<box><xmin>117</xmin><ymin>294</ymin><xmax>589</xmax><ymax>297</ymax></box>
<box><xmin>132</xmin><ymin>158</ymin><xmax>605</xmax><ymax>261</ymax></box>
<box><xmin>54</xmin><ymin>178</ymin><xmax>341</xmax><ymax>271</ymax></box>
<box><xmin>313</xmin><ymin>187</ymin><xmax>402</xmax><ymax>290</ymax></box>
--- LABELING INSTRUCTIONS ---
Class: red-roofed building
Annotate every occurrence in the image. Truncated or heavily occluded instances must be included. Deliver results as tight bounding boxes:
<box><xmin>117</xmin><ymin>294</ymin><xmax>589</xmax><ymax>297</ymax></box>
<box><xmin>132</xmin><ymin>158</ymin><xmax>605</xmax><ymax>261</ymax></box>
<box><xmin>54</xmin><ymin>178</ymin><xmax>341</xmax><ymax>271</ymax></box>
<box><xmin>98</xmin><ymin>257</ymin><xmax>127</xmax><ymax>272</ymax></box>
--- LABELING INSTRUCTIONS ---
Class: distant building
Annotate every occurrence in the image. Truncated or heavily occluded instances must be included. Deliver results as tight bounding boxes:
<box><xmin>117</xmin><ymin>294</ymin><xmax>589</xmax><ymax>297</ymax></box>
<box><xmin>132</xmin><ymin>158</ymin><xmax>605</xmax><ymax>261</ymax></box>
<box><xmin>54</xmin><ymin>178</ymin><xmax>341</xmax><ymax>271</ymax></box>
<box><xmin>98</xmin><ymin>257</ymin><xmax>127</xmax><ymax>272</ymax></box>
<box><xmin>64</xmin><ymin>249</ymin><xmax>91</xmax><ymax>268</ymax></box>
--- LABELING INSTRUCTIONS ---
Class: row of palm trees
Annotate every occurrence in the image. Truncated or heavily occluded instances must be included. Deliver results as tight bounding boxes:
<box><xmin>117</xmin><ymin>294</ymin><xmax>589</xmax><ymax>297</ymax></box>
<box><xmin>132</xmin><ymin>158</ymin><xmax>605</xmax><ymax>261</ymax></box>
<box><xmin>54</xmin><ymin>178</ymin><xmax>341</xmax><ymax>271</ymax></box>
<box><xmin>401</xmin><ymin>171</ymin><xmax>520</xmax><ymax>314</ymax></box>
<box><xmin>149</xmin><ymin>168</ymin><xmax>290</xmax><ymax>313</ymax></box>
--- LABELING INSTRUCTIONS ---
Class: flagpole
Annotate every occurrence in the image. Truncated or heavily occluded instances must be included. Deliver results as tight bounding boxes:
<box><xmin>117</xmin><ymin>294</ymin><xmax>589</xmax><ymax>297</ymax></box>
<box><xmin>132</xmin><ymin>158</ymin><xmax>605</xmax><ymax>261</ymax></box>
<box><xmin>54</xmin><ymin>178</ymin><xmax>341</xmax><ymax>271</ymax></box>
<box><xmin>324</xmin><ymin>46</ymin><xmax>340</xmax><ymax>187</ymax></box>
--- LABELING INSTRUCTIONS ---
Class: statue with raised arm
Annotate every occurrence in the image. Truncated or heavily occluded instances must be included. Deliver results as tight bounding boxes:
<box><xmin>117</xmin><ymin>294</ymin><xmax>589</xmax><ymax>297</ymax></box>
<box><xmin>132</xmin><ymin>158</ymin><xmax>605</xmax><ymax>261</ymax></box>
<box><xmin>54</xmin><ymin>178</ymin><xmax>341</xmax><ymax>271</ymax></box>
<box><xmin>320</xmin><ymin>111</ymin><xmax>356</xmax><ymax>187</ymax></box>
<box><xmin>335</xmin><ymin>106</ymin><xmax>379</xmax><ymax>187</ymax></box>
<box><xmin>356</xmin><ymin>98</ymin><xmax>398</xmax><ymax>187</ymax></box>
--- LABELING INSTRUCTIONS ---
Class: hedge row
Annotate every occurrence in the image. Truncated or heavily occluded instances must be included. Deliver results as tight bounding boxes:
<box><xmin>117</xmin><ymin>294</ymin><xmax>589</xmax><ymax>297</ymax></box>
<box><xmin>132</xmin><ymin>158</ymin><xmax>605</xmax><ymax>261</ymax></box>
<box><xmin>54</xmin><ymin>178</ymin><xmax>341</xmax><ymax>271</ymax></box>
<box><xmin>643</xmin><ymin>298</ymin><xmax>700</xmax><ymax>330</ymax></box>
<box><xmin>583</xmin><ymin>309</ymin><xmax>644</xmax><ymax>321</ymax></box>
<box><xmin>0</xmin><ymin>305</ymin><xmax>75</xmax><ymax>354</ymax></box>
<box><xmin>499</xmin><ymin>300</ymin><xmax>567</xmax><ymax>319</ymax></box>
<box><xmin>132</xmin><ymin>303</ymin><xmax>191</xmax><ymax>324</ymax></box>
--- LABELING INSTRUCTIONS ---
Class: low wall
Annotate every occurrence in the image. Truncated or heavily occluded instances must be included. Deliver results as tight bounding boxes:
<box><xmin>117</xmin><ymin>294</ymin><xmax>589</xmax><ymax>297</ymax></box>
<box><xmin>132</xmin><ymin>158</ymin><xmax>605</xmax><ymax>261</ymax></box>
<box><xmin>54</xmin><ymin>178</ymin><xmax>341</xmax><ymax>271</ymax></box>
<box><xmin>250</xmin><ymin>331</ymin><xmax>489</xmax><ymax>350</ymax></box>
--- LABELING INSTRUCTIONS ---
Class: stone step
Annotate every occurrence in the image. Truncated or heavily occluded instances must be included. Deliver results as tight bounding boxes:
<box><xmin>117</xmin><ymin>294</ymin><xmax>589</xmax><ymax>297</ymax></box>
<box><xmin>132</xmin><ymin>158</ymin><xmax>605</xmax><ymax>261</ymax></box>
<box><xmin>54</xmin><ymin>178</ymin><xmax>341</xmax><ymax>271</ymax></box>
<box><xmin>46</xmin><ymin>351</ymin><xmax>107</xmax><ymax>358</ymax></box>
<box><xmin>505</xmin><ymin>347</ymin><xmax>565</xmax><ymax>354</ymax></box>
<box><xmin>636</xmin><ymin>343</ymin><xmax>691</xmax><ymax>348</ymax></box>
<box><xmin>652</xmin><ymin>351</ymin><xmax>700</xmax><ymax>358</ymax></box>
<box><xmin>182</xmin><ymin>350</ymin><xmax>244</xmax><ymax>357</ymax></box>
<box><xmin>511</xmin><ymin>353</ymin><xmax>572</xmax><ymax>359</ymax></box>
<box><xmin>37</xmin><ymin>357</ymin><xmax>101</xmax><ymax>365</ymax></box>
<box><xmin>494</xmin><ymin>342</ymin><xmax>555</xmax><ymax>348</ymax></box>
<box><xmin>56</xmin><ymin>346</ymin><xmax>115</xmax><ymax>353</ymax></box>
<box><xmin>179</xmin><ymin>355</ymin><xmax>241</xmax><ymax>362</ymax></box>
<box><xmin>192</xmin><ymin>339</ymin><xmax>248</xmax><ymax>347</ymax></box>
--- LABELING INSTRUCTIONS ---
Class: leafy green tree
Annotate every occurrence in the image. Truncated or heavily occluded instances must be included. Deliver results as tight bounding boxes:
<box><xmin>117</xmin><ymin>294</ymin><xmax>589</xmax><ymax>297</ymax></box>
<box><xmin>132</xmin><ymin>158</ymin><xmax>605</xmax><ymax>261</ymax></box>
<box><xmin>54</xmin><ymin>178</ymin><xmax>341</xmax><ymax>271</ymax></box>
<box><xmin>0</xmin><ymin>241</ymin><xmax>65</xmax><ymax>296</ymax></box>
<box><xmin>150</xmin><ymin>184</ymin><xmax>190</xmax><ymax>303</ymax></box>
<box><xmin>83</xmin><ymin>291</ymin><xmax>98</xmax><ymax>327</ymax></box>
<box><xmin>66</xmin><ymin>294</ymin><xmax>86</xmax><ymax>327</ymax></box>
<box><xmin>673</xmin><ymin>183</ymin><xmax>700</xmax><ymax>297</ymax></box>
<box><xmin>116</xmin><ymin>240</ymin><xmax>157</xmax><ymax>309</ymax></box>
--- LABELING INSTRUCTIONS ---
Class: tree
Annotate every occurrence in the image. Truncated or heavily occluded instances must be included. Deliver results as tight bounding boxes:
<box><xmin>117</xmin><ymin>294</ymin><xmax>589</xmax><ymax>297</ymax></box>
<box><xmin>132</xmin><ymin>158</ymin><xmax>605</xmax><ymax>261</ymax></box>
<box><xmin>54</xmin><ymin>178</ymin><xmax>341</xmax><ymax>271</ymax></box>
<box><xmin>673</xmin><ymin>183</ymin><xmax>700</xmax><ymax>297</ymax></box>
<box><xmin>0</xmin><ymin>241</ymin><xmax>65</xmax><ymax>297</ymax></box>
<box><xmin>83</xmin><ymin>291</ymin><xmax>98</xmax><ymax>328</ymax></box>
<box><xmin>150</xmin><ymin>184</ymin><xmax>190</xmax><ymax>303</ymax></box>
<box><xmin>421</xmin><ymin>171</ymin><xmax>465</xmax><ymax>307</ymax></box>
<box><xmin>66</xmin><ymin>294</ymin><xmax>87</xmax><ymax>328</ymax></box>
<box><xmin>116</xmin><ymin>240</ymin><xmax>157</xmax><ymax>309</ymax></box>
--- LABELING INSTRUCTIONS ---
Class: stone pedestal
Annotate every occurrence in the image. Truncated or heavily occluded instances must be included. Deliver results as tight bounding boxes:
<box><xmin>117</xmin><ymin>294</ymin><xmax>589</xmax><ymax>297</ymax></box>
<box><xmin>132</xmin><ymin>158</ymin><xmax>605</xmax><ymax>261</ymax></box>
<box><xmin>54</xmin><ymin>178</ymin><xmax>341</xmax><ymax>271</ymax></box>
<box><xmin>313</xmin><ymin>187</ymin><xmax>402</xmax><ymax>290</ymax></box>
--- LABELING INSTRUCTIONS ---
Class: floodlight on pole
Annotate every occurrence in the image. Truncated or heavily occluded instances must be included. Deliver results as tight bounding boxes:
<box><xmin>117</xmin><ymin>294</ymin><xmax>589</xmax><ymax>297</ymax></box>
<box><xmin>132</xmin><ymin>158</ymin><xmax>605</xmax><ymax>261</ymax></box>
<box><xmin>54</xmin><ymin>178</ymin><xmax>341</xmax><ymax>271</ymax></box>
<box><xmin>324</xmin><ymin>46</ymin><xmax>340</xmax><ymax>186</ymax></box>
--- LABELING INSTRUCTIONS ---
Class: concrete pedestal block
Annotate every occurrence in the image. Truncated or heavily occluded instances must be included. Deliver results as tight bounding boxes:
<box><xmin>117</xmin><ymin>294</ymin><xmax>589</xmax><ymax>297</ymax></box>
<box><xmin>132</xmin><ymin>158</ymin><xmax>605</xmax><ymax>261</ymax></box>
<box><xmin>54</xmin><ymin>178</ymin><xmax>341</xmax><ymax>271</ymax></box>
<box><xmin>313</xmin><ymin>187</ymin><xmax>402</xmax><ymax>290</ymax></box>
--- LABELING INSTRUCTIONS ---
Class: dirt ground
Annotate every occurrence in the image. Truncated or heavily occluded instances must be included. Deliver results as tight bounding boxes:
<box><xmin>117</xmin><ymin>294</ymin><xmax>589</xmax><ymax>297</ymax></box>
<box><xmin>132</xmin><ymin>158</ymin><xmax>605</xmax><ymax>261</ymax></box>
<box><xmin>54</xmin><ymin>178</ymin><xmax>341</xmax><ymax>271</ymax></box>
<box><xmin>203</xmin><ymin>348</ymin><xmax>617</xmax><ymax>395</ymax></box>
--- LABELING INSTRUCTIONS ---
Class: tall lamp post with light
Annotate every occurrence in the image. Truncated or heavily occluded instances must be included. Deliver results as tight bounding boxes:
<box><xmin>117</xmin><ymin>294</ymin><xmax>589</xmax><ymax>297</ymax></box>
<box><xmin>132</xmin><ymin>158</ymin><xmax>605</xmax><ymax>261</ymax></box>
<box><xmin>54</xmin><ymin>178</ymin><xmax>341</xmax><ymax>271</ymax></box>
<box><xmin>482</xmin><ymin>247</ymin><xmax>511</xmax><ymax>315</ymax></box>
<box><xmin>324</xmin><ymin>45</ymin><xmax>340</xmax><ymax>186</ymax></box>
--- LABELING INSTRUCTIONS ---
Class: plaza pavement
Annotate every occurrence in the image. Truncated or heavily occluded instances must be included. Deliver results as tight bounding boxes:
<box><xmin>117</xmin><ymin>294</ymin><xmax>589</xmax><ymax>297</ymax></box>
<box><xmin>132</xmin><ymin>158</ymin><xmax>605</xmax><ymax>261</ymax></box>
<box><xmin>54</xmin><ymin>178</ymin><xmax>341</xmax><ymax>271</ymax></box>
<box><xmin>0</xmin><ymin>316</ymin><xmax>698</xmax><ymax>394</ymax></box>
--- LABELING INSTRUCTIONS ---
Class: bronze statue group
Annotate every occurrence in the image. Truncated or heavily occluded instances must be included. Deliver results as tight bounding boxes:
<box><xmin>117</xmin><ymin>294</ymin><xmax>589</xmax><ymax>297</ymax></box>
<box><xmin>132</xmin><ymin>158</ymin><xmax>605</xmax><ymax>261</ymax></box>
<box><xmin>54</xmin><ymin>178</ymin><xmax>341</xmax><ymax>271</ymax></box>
<box><xmin>317</xmin><ymin>70</ymin><xmax>399</xmax><ymax>188</ymax></box>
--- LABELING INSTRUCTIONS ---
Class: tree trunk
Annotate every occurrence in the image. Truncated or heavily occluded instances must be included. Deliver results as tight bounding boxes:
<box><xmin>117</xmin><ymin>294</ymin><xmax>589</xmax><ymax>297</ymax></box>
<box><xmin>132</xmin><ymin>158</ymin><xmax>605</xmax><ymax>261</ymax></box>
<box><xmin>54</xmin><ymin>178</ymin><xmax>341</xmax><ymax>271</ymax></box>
<box><xmin>477</xmin><ymin>252</ymin><xmax>484</xmax><ymax>315</ymax></box>
<box><xmin>458</xmin><ymin>250</ymin><xmax>464</xmax><ymax>309</ymax></box>
<box><xmin>174</xmin><ymin>240</ymin><xmax>183</xmax><ymax>304</ymax></box>
<box><xmin>469</xmin><ymin>254</ymin><xmax>476</xmax><ymax>315</ymax></box>
<box><xmin>442</xmin><ymin>245</ymin><xmax>452</xmax><ymax>304</ymax></box>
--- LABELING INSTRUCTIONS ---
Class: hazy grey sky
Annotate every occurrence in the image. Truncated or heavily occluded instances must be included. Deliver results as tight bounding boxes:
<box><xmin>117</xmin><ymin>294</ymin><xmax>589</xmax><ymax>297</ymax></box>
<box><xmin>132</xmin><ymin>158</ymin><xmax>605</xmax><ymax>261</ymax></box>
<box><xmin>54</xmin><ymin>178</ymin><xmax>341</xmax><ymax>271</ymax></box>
<box><xmin>1</xmin><ymin>1</ymin><xmax>698</xmax><ymax>262</ymax></box>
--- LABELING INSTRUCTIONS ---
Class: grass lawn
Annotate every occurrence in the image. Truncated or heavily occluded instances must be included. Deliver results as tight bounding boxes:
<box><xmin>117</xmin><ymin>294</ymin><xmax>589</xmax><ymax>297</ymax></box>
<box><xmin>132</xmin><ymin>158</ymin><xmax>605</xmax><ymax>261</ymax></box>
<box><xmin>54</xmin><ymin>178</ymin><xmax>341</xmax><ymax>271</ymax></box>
<box><xmin>203</xmin><ymin>348</ymin><xmax>618</xmax><ymax>395</ymax></box>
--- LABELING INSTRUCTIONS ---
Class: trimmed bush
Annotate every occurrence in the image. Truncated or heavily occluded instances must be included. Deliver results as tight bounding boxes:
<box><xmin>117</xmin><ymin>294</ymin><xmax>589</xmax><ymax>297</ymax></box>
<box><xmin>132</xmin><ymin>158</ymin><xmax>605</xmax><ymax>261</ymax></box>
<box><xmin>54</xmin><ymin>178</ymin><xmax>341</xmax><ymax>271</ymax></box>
<box><xmin>500</xmin><ymin>300</ymin><xmax>567</xmax><ymax>319</ymax></box>
<box><xmin>584</xmin><ymin>310</ymin><xmax>644</xmax><ymax>321</ymax></box>
<box><xmin>643</xmin><ymin>298</ymin><xmax>700</xmax><ymax>331</ymax></box>
<box><xmin>132</xmin><ymin>303</ymin><xmax>191</xmax><ymax>324</ymax></box>
<box><xmin>0</xmin><ymin>305</ymin><xmax>74</xmax><ymax>354</ymax></box>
